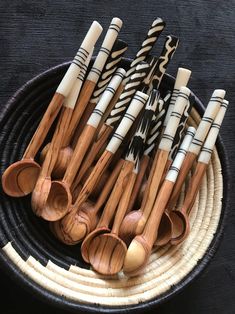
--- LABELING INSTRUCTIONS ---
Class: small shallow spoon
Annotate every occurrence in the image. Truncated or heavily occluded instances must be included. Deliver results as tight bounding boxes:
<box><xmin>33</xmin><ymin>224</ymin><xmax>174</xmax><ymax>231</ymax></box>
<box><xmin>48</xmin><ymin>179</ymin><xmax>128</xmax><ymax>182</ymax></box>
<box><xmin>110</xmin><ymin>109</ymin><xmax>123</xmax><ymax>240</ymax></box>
<box><xmin>123</xmin><ymin>156</ymin><xmax>183</xmax><ymax>277</ymax></box>
<box><xmin>89</xmin><ymin>169</ymin><xmax>137</xmax><ymax>275</ymax></box>
<box><xmin>50</xmin><ymin>158</ymin><xmax>124</xmax><ymax>245</ymax></box>
<box><xmin>50</xmin><ymin>91</ymin><xmax>148</xmax><ymax>243</ymax></box>
<box><xmin>170</xmin><ymin>100</ymin><xmax>228</xmax><ymax>245</ymax></box>
<box><xmin>120</xmin><ymin>87</ymin><xmax>190</xmax><ymax>244</ymax></box>
<box><xmin>2</xmin><ymin>21</ymin><xmax>102</xmax><ymax>197</ymax></box>
<box><xmin>154</xmin><ymin>126</ymin><xmax>196</xmax><ymax>246</ymax></box>
<box><xmin>166</xmin><ymin>89</ymin><xmax>225</xmax><ymax>211</ymax></box>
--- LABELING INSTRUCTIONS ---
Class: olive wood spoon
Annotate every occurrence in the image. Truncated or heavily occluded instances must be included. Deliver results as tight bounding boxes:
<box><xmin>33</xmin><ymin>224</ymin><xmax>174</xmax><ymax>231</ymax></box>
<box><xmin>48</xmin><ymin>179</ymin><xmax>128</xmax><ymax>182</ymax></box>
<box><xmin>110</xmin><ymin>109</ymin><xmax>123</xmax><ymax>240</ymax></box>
<box><xmin>166</xmin><ymin>89</ymin><xmax>226</xmax><ymax>211</ymax></box>
<box><xmin>123</xmin><ymin>153</ymin><xmax>183</xmax><ymax>277</ymax></box>
<box><xmin>64</xmin><ymin>17</ymin><xmax>123</xmax><ymax>145</ymax></box>
<box><xmin>154</xmin><ymin>126</ymin><xmax>196</xmax><ymax>246</ymax></box>
<box><xmin>89</xmin><ymin>169</ymin><xmax>137</xmax><ymax>275</ymax></box>
<box><xmin>44</xmin><ymin>69</ymin><xmax>126</xmax><ymax>221</ymax></box>
<box><xmin>49</xmin><ymin>91</ymin><xmax>148</xmax><ymax>240</ymax></box>
<box><xmin>120</xmin><ymin>87</ymin><xmax>190</xmax><ymax>245</ymax></box>
<box><xmin>50</xmin><ymin>158</ymin><xmax>124</xmax><ymax>245</ymax></box>
<box><xmin>170</xmin><ymin>99</ymin><xmax>228</xmax><ymax>245</ymax></box>
<box><xmin>2</xmin><ymin>21</ymin><xmax>102</xmax><ymax>197</ymax></box>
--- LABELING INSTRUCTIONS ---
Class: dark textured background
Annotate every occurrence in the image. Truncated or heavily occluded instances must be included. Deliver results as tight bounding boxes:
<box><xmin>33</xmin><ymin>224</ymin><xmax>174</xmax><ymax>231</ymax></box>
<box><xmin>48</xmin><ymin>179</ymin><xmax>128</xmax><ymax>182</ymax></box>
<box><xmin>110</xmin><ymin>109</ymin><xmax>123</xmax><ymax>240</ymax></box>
<box><xmin>0</xmin><ymin>0</ymin><xmax>234</xmax><ymax>313</ymax></box>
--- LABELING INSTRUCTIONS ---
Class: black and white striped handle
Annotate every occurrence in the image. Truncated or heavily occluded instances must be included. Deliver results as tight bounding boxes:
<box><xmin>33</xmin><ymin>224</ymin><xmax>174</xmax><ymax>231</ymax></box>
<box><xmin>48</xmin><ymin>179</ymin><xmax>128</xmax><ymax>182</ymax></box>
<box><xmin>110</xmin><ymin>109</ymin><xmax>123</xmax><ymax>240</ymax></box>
<box><xmin>198</xmin><ymin>100</ymin><xmax>228</xmax><ymax>164</ymax></box>
<box><xmin>87</xmin><ymin>68</ymin><xmax>126</xmax><ymax>128</ymax></box>
<box><xmin>163</xmin><ymin>67</ymin><xmax>192</xmax><ymax>127</ymax></box>
<box><xmin>125</xmin><ymin>90</ymin><xmax>160</xmax><ymax>163</ymax></box>
<box><xmin>159</xmin><ymin>86</ymin><xmax>190</xmax><ymax>152</ymax></box>
<box><xmin>105</xmin><ymin>62</ymin><xmax>150</xmax><ymax>128</ymax></box>
<box><xmin>63</xmin><ymin>48</ymin><xmax>93</xmax><ymax>109</ymax></box>
<box><xmin>90</xmin><ymin>39</ymin><xmax>128</xmax><ymax>104</ymax></box>
<box><xmin>166</xmin><ymin>127</ymin><xmax>196</xmax><ymax>183</ymax></box>
<box><xmin>123</xmin><ymin>17</ymin><xmax>165</xmax><ymax>84</ymax></box>
<box><xmin>144</xmin><ymin>91</ymin><xmax>171</xmax><ymax>156</ymax></box>
<box><xmin>87</xmin><ymin>17</ymin><xmax>122</xmax><ymax>84</ymax></box>
<box><xmin>169</xmin><ymin>93</ymin><xmax>195</xmax><ymax>160</ymax></box>
<box><xmin>106</xmin><ymin>91</ymin><xmax>148</xmax><ymax>154</ymax></box>
<box><xmin>149</xmin><ymin>35</ymin><xmax>179</xmax><ymax>91</ymax></box>
<box><xmin>189</xmin><ymin>89</ymin><xmax>226</xmax><ymax>155</ymax></box>
<box><xmin>56</xmin><ymin>21</ymin><xmax>102</xmax><ymax>97</ymax></box>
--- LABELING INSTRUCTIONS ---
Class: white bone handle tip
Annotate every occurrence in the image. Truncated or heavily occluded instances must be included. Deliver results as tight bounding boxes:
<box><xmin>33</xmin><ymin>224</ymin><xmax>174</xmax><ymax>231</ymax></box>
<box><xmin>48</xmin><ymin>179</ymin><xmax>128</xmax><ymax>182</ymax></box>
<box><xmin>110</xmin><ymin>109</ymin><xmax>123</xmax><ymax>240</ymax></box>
<box><xmin>111</xmin><ymin>17</ymin><xmax>123</xmax><ymax>28</ymax></box>
<box><xmin>174</xmin><ymin>68</ymin><xmax>192</xmax><ymax>89</ymax></box>
<box><xmin>212</xmin><ymin>89</ymin><xmax>226</xmax><ymax>99</ymax></box>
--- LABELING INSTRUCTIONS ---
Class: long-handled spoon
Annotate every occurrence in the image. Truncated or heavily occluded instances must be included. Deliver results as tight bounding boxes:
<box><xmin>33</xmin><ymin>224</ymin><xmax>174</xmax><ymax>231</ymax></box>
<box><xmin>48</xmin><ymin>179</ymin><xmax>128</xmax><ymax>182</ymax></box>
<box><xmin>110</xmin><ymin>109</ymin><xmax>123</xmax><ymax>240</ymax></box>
<box><xmin>72</xmin><ymin>39</ymin><xmax>128</xmax><ymax>143</ymax></box>
<box><xmin>48</xmin><ymin>91</ymin><xmax>148</xmax><ymax>234</ymax></box>
<box><xmin>123</xmin><ymin>142</ymin><xmax>187</xmax><ymax>277</ymax></box>
<box><xmin>40</xmin><ymin>68</ymin><xmax>125</xmax><ymax>221</ymax></box>
<box><xmin>166</xmin><ymin>89</ymin><xmax>226</xmax><ymax>211</ymax></box>
<box><xmin>170</xmin><ymin>99</ymin><xmax>228</xmax><ymax>245</ymax></box>
<box><xmin>50</xmin><ymin>158</ymin><xmax>124</xmax><ymax>244</ymax></box>
<box><xmin>154</xmin><ymin>126</ymin><xmax>196</xmax><ymax>246</ymax></box>
<box><xmin>89</xmin><ymin>168</ymin><xmax>137</xmax><ymax>275</ymax></box>
<box><xmin>119</xmin><ymin>87</ymin><xmax>190</xmax><ymax>245</ymax></box>
<box><xmin>2</xmin><ymin>21</ymin><xmax>102</xmax><ymax>197</ymax></box>
<box><xmin>64</xmin><ymin>17</ymin><xmax>123</xmax><ymax>144</ymax></box>
<box><xmin>81</xmin><ymin>95</ymin><xmax>157</xmax><ymax>263</ymax></box>
<box><xmin>71</xmin><ymin>62</ymin><xmax>150</xmax><ymax>188</ymax></box>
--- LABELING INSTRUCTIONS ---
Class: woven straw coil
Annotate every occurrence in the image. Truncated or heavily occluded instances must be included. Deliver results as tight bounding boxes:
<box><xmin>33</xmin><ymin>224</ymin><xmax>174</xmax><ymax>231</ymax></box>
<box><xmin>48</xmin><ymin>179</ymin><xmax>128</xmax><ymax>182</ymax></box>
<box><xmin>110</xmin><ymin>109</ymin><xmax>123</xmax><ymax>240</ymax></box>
<box><xmin>0</xmin><ymin>61</ymin><xmax>224</xmax><ymax>310</ymax></box>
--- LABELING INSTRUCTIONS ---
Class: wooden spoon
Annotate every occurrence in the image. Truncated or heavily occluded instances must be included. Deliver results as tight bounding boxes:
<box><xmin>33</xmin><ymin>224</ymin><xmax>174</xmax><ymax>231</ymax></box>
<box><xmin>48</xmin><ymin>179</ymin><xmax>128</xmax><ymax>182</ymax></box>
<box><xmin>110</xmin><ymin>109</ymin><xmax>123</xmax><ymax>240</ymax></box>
<box><xmin>49</xmin><ymin>91</ymin><xmax>148</xmax><ymax>243</ymax></box>
<box><xmin>170</xmin><ymin>99</ymin><xmax>228</xmax><ymax>245</ymax></box>
<box><xmin>89</xmin><ymin>168</ymin><xmax>137</xmax><ymax>275</ymax></box>
<box><xmin>123</xmin><ymin>152</ymin><xmax>183</xmax><ymax>277</ymax></box>
<box><xmin>119</xmin><ymin>87</ymin><xmax>190</xmax><ymax>245</ymax></box>
<box><xmin>166</xmin><ymin>89</ymin><xmax>226</xmax><ymax>211</ymax></box>
<box><xmin>43</xmin><ymin>69</ymin><xmax>126</xmax><ymax>221</ymax></box>
<box><xmin>2</xmin><ymin>21</ymin><xmax>102</xmax><ymax>197</ymax></box>
<box><xmin>50</xmin><ymin>158</ymin><xmax>124</xmax><ymax>246</ymax></box>
<box><xmin>154</xmin><ymin>126</ymin><xmax>196</xmax><ymax>246</ymax></box>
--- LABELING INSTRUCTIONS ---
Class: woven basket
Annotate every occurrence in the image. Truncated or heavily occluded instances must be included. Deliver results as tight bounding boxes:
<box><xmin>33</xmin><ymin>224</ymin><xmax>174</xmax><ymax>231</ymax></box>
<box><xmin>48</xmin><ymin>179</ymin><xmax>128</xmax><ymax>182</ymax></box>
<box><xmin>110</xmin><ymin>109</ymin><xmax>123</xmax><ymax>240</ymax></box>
<box><xmin>0</xmin><ymin>60</ymin><xmax>229</xmax><ymax>313</ymax></box>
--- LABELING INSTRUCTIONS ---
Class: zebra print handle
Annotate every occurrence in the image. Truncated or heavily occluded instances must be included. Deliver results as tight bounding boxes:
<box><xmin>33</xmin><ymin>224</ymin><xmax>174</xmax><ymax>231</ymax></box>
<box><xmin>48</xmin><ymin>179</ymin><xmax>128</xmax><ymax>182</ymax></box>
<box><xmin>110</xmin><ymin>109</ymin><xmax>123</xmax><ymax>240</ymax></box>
<box><xmin>169</xmin><ymin>93</ymin><xmax>195</xmax><ymax>160</ymax></box>
<box><xmin>163</xmin><ymin>67</ymin><xmax>192</xmax><ymax>127</ymax></box>
<box><xmin>123</xmin><ymin>17</ymin><xmax>165</xmax><ymax>84</ymax></box>
<box><xmin>89</xmin><ymin>39</ymin><xmax>128</xmax><ymax>104</ymax></box>
<box><xmin>189</xmin><ymin>89</ymin><xmax>226</xmax><ymax>155</ymax></box>
<box><xmin>140</xmin><ymin>56</ymin><xmax>159</xmax><ymax>93</ymax></box>
<box><xmin>87</xmin><ymin>68</ymin><xmax>126</xmax><ymax>128</ymax></box>
<box><xmin>149</xmin><ymin>35</ymin><xmax>179</xmax><ymax>91</ymax></box>
<box><xmin>159</xmin><ymin>86</ymin><xmax>190</xmax><ymax>152</ymax></box>
<box><xmin>87</xmin><ymin>17</ymin><xmax>122</xmax><ymax>84</ymax></box>
<box><xmin>106</xmin><ymin>91</ymin><xmax>148</xmax><ymax>154</ymax></box>
<box><xmin>144</xmin><ymin>91</ymin><xmax>171</xmax><ymax>156</ymax></box>
<box><xmin>166</xmin><ymin>126</ymin><xmax>196</xmax><ymax>183</ymax></box>
<box><xmin>56</xmin><ymin>21</ymin><xmax>102</xmax><ymax>97</ymax></box>
<box><xmin>63</xmin><ymin>48</ymin><xmax>93</xmax><ymax>109</ymax></box>
<box><xmin>198</xmin><ymin>99</ymin><xmax>228</xmax><ymax>164</ymax></box>
<box><xmin>105</xmin><ymin>62</ymin><xmax>150</xmax><ymax>128</ymax></box>
<box><xmin>125</xmin><ymin>90</ymin><xmax>160</xmax><ymax>163</ymax></box>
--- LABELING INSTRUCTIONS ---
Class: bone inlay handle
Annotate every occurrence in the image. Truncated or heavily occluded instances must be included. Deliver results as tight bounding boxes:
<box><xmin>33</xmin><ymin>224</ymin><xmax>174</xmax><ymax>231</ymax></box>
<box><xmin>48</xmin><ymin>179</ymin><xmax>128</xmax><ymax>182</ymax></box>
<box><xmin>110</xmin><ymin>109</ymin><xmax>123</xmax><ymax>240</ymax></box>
<box><xmin>87</xmin><ymin>68</ymin><xmax>126</xmax><ymax>128</ymax></box>
<box><xmin>106</xmin><ymin>91</ymin><xmax>148</xmax><ymax>153</ymax></box>
<box><xmin>63</xmin><ymin>48</ymin><xmax>93</xmax><ymax>109</ymax></box>
<box><xmin>198</xmin><ymin>99</ymin><xmax>228</xmax><ymax>164</ymax></box>
<box><xmin>166</xmin><ymin>126</ymin><xmax>196</xmax><ymax>182</ymax></box>
<box><xmin>189</xmin><ymin>89</ymin><xmax>226</xmax><ymax>155</ymax></box>
<box><xmin>159</xmin><ymin>86</ymin><xmax>190</xmax><ymax>152</ymax></box>
<box><xmin>87</xmin><ymin>17</ymin><xmax>123</xmax><ymax>83</ymax></box>
<box><xmin>56</xmin><ymin>21</ymin><xmax>102</xmax><ymax>97</ymax></box>
<box><xmin>163</xmin><ymin>67</ymin><xmax>191</xmax><ymax>127</ymax></box>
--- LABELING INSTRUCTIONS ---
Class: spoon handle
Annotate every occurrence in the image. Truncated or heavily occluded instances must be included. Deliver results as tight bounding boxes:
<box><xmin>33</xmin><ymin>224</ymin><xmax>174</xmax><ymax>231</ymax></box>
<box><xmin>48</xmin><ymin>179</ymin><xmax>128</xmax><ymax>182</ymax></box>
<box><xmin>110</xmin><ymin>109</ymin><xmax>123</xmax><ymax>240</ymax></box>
<box><xmin>142</xmin><ymin>180</ymin><xmax>174</xmax><ymax>246</ymax></box>
<box><xmin>98</xmin><ymin>161</ymin><xmax>134</xmax><ymax>228</ymax></box>
<box><xmin>112</xmin><ymin>170</ymin><xmax>137</xmax><ymax>234</ymax></box>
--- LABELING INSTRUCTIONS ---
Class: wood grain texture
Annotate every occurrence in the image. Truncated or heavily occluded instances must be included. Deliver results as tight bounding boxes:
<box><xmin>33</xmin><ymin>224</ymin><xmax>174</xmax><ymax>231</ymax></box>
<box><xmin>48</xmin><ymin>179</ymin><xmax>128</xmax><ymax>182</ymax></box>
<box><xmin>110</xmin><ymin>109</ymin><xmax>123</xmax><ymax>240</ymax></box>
<box><xmin>0</xmin><ymin>0</ymin><xmax>234</xmax><ymax>313</ymax></box>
